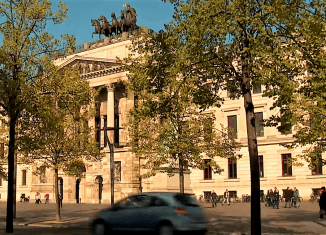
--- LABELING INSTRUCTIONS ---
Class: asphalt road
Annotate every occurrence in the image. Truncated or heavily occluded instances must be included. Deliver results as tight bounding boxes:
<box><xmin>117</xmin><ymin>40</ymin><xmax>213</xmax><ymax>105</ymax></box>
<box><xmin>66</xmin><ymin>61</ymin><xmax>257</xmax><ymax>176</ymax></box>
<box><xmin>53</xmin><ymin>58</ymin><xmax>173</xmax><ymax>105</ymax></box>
<box><xmin>0</xmin><ymin>201</ymin><xmax>325</xmax><ymax>234</ymax></box>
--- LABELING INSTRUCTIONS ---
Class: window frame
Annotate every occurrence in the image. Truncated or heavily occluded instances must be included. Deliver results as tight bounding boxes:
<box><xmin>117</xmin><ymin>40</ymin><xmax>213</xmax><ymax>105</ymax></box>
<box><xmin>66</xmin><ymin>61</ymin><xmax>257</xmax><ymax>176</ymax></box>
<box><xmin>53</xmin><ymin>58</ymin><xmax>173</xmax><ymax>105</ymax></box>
<box><xmin>22</xmin><ymin>170</ymin><xmax>27</xmax><ymax>186</ymax></box>
<box><xmin>227</xmin><ymin>115</ymin><xmax>238</xmax><ymax>138</ymax></box>
<box><xmin>253</xmin><ymin>85</ymin><xmax>262</xmax><ymax>94</ymax></box>
<box><xmin>203</xmin><ymin>159</ymin><xmax>212</xmax><ymax>180</ymax></box>
<box><xmin>312</xmin><ymin>155</ymin><xmax>323</xmax><ymax>175</ymax></box>
<box><xmin>282</xmin><ymin>154</ymin><xmax>292</xmax><ymax>176</ymax></box>
<box><xmin>228</xmin><ymin>158</ymin><xmax>237</xmax><ymax>179</ymax></box>
<box><xmin>254</xmin><ymin>112</ymin><xmax>264</xmax><ymax>137</ymax></box>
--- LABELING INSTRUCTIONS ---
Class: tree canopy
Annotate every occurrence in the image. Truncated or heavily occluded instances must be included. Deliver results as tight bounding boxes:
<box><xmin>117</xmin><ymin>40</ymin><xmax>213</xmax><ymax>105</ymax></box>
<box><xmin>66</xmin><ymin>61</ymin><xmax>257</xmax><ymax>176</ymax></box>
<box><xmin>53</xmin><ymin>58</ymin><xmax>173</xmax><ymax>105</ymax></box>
<box><xmin>124</xmin><ymin>0</ymin><xmax>326</xmax><ymax>233</ymax></box>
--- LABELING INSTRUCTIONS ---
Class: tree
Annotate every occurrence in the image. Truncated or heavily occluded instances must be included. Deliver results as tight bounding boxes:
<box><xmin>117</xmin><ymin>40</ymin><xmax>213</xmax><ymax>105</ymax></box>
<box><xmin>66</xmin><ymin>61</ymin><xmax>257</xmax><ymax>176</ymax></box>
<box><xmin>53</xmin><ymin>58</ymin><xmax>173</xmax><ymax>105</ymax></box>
<box><xmin>124</xmin><ymin>0</ymin><xmax>326</xmax><ymax>234</ymax></box>
<box><xmin>123</xmin><ymin>31</ymin><xmax>242</xmax><ymax>194</ymax></box>
<box><xmin>17</xmin><ymin>63</ymin><xmax>103</xmax><ymax>222</ymax></box>
<box><xmin>0</xmin><ymin>0</ymin><xmax>75</xmax><ymax>232</ymax></box>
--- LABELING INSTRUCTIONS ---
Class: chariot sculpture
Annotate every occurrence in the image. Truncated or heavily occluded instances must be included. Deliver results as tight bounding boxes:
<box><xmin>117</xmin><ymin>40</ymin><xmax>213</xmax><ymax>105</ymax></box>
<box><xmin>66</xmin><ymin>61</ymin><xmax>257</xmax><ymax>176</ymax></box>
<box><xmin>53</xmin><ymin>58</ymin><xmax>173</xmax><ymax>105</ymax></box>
<box><xmin>91</xmin><ymin>2</ymin><xmax>138</xmax><ymax>38</ymax></box>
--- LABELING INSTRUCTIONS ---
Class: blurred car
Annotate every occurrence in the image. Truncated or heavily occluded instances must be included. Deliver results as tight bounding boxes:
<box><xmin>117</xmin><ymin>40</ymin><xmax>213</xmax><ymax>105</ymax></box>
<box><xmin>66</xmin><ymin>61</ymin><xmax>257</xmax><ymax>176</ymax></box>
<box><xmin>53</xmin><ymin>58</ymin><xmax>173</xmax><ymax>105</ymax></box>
<box><xmin>91</xmin><ymin>192</ymin><xmax>207</xmax><ymax>235</ymax></box>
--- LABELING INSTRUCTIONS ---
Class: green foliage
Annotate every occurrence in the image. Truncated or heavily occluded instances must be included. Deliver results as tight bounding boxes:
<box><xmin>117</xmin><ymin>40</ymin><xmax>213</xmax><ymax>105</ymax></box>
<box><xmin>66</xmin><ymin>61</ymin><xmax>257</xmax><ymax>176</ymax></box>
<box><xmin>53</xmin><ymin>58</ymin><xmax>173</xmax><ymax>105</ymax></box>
<box><xmin>17</xmin><ymin>64</ymin><xmax>103</xmax><ymax>176</ymax></box>
<box><xmin>122</xmin><ymin>30</ymin><xmax>242</xmax><ymax>180</ymax></box>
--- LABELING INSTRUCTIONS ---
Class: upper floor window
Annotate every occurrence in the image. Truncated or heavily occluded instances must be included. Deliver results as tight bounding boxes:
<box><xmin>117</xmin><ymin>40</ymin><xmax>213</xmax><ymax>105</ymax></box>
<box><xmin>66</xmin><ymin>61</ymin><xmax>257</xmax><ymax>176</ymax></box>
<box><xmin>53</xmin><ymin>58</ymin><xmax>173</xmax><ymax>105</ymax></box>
<box><xmin>253</xmin><ymin>85</ymin><xmax>262</xmax><ymax>94</ymax></box>
<box><xmin>0</xmin><ymin>177</ymin><xmax>2</xmax><ymax>186</ymax></box>
<box><xmin>254</xmin><ymin>112</ymin><xmax>264</xmax><ymax>137</ymax></box>
<box><xmin>203</xmin><ymin>118</ymin><xmax>213</xmax><ymax>142</ymax></box>
<box><xmin>22</xmin><ymin>170</ymin><xmax>27</xmax><ymax>186</ymax></box>
<box><xmin>204</xmin><ymin>159</ymin><xmax>212</xmax><ymax>180</ymax></box>
<box><xmin>228</xmin><ymin>159</ymin><xmax>237</xmax><ymax>179</ymax></box>
<box><xmin>228</xmin><ymin>115</ymin><xmax>237</xmax><ymax>138</ymax></box>
<box><xmin>282</xmin><ymin>154</ymin><xmax>292</xmax><ymax>176</ymax></box>
<box><xmin>312</xmin><ymin>155</ymin><xmax>323</xmax><ymax>175</ymax></box>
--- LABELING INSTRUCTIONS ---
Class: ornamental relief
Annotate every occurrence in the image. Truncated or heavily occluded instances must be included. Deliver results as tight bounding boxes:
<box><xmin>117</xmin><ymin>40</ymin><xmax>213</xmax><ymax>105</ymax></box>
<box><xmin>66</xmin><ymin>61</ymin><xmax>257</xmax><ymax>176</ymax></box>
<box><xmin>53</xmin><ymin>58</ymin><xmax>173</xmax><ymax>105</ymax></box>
<box><xmin>72</xmin><ymin>60</ymin><xmax>112</xmax><ymax>75</ymax></box>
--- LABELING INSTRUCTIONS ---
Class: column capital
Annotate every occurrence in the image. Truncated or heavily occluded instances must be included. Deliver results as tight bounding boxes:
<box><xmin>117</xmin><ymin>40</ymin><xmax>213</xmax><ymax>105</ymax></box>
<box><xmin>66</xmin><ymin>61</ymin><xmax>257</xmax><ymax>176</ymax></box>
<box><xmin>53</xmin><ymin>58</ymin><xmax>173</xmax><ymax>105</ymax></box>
<box><xmin>106</xmin><ymin>83</ymin><xmax>117</xmax><ymax>92</ymax></box>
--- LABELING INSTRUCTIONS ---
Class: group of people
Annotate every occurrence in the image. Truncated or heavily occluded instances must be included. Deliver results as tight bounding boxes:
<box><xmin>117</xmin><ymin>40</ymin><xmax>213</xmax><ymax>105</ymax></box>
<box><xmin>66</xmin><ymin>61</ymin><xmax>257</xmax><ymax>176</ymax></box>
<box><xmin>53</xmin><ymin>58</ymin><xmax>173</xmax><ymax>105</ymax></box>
<box><xmin>211</xmin><ymin>189</ymin><xmax>231</xmax><ymax>207</ymax></box>
<box><xmin>35</xmin><ymin>192</ymin><xmax>50</xmax><ymax>204</ymax></box>
<box><xmin>265</xmin><ymin>187</ymin><xmax>300</xmax><ymax>209</ymax></box>
<box><xmin>283</xmin><ymin>187</ymin><xmax>300</xmax><ymax>208</ymax></box>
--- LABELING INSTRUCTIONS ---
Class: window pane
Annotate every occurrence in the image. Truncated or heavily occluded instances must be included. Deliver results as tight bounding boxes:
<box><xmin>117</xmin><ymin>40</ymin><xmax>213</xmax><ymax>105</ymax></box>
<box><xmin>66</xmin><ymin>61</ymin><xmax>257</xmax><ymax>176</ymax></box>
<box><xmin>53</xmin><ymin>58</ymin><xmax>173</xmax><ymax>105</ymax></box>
<box><xmin>255</xmin><ymin>112</ymin><xmax>264</xmax><ymax>137</ymax></box>
<box><xmin>282</xmin><ymin>154</ymin><xmax>292</xmax><ymax>176</ymax></box>
<box><xmin>22</xmin><ymin>170</ymin><xmax>26</xmax><ymax>186</ymax></box>
<box><xmin>228</xmin><ymin>115</ymin><xmax>237</xmax><ymax>138</ymax></box>
<box><xmin>204</xmin><ymin>160</ymin><xmax>212</xmax><ymax>180</ymax></box>
<box><xmin>253</xmin><ymin>85</ymin><xmax>262</xmax><ymax>94</ymax></box>
<box><xmin>228</xmin><ymin>159</ymin><xmax>237</xmax><ymax>178</ymax></box>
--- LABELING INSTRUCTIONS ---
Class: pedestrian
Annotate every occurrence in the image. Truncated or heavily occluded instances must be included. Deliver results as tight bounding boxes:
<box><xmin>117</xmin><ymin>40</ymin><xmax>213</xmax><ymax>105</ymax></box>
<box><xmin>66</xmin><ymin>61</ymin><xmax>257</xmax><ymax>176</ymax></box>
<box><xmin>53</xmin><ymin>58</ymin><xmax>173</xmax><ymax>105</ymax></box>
<box><xmin>274</xmin><ymin>187</ymin><xmax>280</xmax><ymax>209</ymax></box>
<box><xmin>45</xmin><ymin>193</ymin><xmax>49</xmax><ymax>204</ymax></box>
<box><xmin>35</xmin><ymin>192</ymin><xmax>39</xmax><ymax>204</ymax></box>
<box><xmin>222</xmin><ymin>189</ymin><xmax>230</xmax><ymax>206</ymax></box>
<box><xmin>211</xmin><ymin>190</ymin><xmax>218</xmax><ymax>208</ymax></box>
<box><xmin>284</xmin><ymin>187</ymin><xmax>293</xmax><ymax>208</ymax></box>
<box><xmin>293</xmin><ymin>187</ymin><xmax>300</xmax><ymax>208</ymax></box>
<box><xmin>319</xmin><ymin>187</ymin><xmax>326</xmax><ymax>219</ymax></box>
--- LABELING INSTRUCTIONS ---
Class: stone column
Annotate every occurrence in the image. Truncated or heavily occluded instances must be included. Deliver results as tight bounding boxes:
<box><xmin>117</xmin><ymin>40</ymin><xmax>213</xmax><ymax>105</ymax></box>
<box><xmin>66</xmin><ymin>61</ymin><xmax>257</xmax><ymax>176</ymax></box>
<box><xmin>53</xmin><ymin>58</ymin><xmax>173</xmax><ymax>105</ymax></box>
<box><xmin>106</xmin><ymin>83</ymin><xmax>115</xmax><ymax>144</ymax></box>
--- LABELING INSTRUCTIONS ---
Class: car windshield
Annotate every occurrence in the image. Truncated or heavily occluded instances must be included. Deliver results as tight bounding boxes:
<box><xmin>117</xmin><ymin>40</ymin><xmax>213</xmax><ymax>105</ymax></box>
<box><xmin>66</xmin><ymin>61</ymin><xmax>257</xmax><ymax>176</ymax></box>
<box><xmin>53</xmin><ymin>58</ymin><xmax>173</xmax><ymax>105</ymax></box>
<box><xmin>174</xmin><ymin>194</ymin><xmax>199</xmax><ymax>207</ymax></box>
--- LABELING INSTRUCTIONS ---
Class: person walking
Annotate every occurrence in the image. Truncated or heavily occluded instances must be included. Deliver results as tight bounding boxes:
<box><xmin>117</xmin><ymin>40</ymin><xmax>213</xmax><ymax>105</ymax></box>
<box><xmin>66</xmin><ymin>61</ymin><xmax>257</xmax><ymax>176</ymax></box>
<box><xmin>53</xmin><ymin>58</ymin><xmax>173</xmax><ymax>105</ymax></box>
<box><xmin>222</xmin><ymin>189</ymin><xmax>230</xmax><ymax>206</ymax></box>
<box><xmin>293</xmin><ymin>187</ymin><xmax>300</xmax><ymax>208</ymax></box>
<box><xmin>284</xmin><ymin>187</ymin><xmax>293</xmax><ymax>208</ymax></box>
<box><xmin>45</xmin><ymin>193</ymin><xmax>49</xmax><ymax>204</ymax></box>
<box><xmin>274</xmin><ymin>187</ymin><xmax>280</xmax><ymax>209</ymax></box>
<box><xmin>211</xmin><ymin>190</ymin><xmax>218</xmax><ymax>208</ymax></box>
<box><xmin>319</xmin><ymin>187</ymin><xmax>326</xmax><ymax>219</ymax></box>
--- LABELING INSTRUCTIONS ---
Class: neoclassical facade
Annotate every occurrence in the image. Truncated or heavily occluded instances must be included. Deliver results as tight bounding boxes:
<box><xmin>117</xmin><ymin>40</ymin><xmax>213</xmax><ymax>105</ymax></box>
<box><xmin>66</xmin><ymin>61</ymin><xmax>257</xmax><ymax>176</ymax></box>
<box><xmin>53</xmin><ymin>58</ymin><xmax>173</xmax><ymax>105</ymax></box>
<box><xmin>0</xmin><ymin>32</ymin><xmax>324</xmax><ymax>204</ymax></box>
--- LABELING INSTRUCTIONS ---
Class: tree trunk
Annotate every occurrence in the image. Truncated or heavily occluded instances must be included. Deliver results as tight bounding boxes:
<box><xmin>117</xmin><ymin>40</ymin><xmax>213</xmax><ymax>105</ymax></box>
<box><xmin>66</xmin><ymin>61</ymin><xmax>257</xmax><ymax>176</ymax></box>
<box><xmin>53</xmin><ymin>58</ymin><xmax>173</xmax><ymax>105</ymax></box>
<box><xmin>6</xmin><ymin>116</ymin><xmax>17</xmax><ymax>233</ymax></box>
<box><xmin>55</xmin><ymin>168</ymin><xmax>61</xmax><ymax>222</ymax></box>
<box><xmin>242</xmin><ymin>72</ymin><xmax>261</xmax><ymax>234</ymax></box>
<box><xmin>179</xmin><ymin>156</ymin><xmax>184</xmax><ymax>194</ymax></box>
<box><xmin>13</xmin><ymin>154</ymin><xmax>16</xmax><ymax>219</ymax></box>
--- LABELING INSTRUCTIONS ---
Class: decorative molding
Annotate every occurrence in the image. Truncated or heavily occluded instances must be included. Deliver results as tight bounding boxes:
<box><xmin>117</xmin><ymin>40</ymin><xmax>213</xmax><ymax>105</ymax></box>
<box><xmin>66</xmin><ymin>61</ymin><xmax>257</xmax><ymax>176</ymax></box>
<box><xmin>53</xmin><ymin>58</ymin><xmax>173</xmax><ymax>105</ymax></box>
<box><xmin>224</xmin><ymin>178</ymin><xmax>241</xmax><ymax>182</ymax></box>
<box><xmin>106</xmin><ymin>83</ymin><xmax>117</xmax><ymax>92</ymax></box>
<box><xmin>277</xmin><ymin>176</ymin><xmax>296</xmax><ymax>180</ymax></box>
<box><xmin>306</xmin><ymin>175</ymin><xmax>326</xmax><ymax>179</ymax></box>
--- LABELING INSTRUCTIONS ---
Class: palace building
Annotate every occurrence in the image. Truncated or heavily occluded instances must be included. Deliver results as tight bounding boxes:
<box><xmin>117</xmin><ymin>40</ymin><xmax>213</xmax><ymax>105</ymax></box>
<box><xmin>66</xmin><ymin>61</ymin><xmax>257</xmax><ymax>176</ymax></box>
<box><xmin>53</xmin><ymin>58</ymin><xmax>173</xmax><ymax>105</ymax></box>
<box><xmin>0</xmin><ymin>31</ymin><xmax>324</xmax><ymax>204</ymax></box>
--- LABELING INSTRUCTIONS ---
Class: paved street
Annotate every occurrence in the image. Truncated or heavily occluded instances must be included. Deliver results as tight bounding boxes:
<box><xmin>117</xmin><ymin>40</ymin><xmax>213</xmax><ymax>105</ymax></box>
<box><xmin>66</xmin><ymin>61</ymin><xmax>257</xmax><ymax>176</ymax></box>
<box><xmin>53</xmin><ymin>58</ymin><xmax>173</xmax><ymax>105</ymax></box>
<box><xmin>0</xmin><ymin>202</ymin><xmax>325</xmax><ymax>234</ymax></box>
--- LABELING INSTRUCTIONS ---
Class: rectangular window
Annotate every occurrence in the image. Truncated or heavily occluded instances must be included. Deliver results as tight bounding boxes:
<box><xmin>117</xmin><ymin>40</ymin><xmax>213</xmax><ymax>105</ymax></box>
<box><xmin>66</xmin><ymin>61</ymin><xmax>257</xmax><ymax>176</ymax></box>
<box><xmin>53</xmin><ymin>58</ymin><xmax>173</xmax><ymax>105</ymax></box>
<box><xmin>253</xmin><ymin>85</ymin><xmax>262</xmax><ymax>94</ymax></box>
<box><xmin>95</xmin><ymin>117</ymin><xmax>101</xmax><ymax>145</ymax></box>
<box><xmin>115</xmin><ymin>161</ymin><xmax>121</xmax><ymax>182</ymax></box>
<box><xmin>228</xmin><ymin>159</ymin><xmax>237</xmax><ymax>179</ymax></box>
<box><xmin>282</xmin><ymin>154</ymin><xmax>292</xmax><ymax>176</ymax></box>
<box><xmin>204</xmin><ymin>159</ymin><xmax>212</xmax><ymax>180</ymax></box>
<box><xmin>0</xmin><ymin>177</ymin><xmax>2</xmax><ymax>186</ymax></box>
<box><xmin>114</xmin><ymin>115</ymin><xmax>119</xmax><ymax>146</ymax></box>
<box><xmin>22</xmin><ymin>170</ymin><xmax>26</xmax><ymax>186</ymax></box>
<box><xmin>258</xmin><ymin>155</ymin><xmax>264</xmax><ymax>177</ymax></box>
<box><xmin>254</xmin><ymin>112</ymin><xmax>264</xmax><ymax>137</ymax></box>
<box><xmin>228</xmin><ymin>115</ymin><xmax>237</xmax><ymax>138</ymax></box>
<box><xmin>312</xmin><ymin>155</ymin><xmax>323</xmax><ymax>175</ymax></box>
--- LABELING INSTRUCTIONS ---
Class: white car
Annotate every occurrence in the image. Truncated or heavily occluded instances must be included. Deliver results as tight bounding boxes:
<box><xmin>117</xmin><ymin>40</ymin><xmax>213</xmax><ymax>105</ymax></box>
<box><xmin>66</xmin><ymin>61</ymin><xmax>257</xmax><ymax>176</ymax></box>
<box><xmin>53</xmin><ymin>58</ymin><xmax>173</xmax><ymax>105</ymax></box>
<box><xmin>91</xmin><ymin>192</ymin><xmax>208</xmax><ymax>235</ymax></box>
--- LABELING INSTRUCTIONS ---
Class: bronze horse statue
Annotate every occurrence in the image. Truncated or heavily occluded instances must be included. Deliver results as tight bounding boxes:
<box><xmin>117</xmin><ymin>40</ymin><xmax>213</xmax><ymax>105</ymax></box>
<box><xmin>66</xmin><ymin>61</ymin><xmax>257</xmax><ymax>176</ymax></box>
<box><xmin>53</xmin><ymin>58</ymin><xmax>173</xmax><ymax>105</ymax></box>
<box><xmin>120</xmin><ymin>7</ymin><xmax>138</xmax><ymax>32</ymax></box>
<box><xmin>91</xmin><ymin>19</ymin><xmax>103</xmax><ymax>38</ymax></box>
<box><xmin>111</xmin><ymin>12</ymin><xmax>122</xmax><ymax>35</ymax></box>
<box><xmin>98</xmin><ymin>15</ymin><xmax>113</xmax><ymax>37</ymax></box>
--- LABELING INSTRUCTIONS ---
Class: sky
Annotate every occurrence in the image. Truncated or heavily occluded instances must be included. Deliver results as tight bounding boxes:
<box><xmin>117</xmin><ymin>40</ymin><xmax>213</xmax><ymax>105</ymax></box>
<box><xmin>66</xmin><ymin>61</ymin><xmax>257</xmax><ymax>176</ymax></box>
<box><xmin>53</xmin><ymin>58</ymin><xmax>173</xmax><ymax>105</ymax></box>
<box><xmin>46</xmin><ymin>0</ymin><xmax>175</xmax><ymax>46</ymax></box>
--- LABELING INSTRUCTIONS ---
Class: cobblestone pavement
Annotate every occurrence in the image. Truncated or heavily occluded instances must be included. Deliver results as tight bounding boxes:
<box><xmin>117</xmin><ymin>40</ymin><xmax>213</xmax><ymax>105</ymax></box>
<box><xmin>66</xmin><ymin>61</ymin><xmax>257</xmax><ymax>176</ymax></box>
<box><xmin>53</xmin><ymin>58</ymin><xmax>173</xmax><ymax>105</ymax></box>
<box><xmin>0</xmin><ymin>202</ymin><xmax>325</xmax><ymax>234</ymax></box>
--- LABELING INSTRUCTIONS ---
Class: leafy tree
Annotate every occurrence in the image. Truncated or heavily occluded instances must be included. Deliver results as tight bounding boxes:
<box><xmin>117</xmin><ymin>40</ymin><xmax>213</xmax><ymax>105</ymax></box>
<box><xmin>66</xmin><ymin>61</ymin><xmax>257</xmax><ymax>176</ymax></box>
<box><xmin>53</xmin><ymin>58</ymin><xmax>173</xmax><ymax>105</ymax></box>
<box><xmin>123</xmin><ymin>32</ymin><xmax>242</xmax><ymax>194</ymax></box>
<box><xmin>124</xmin><ymin>0</ymin><xmax>326</xmax><ymax>233</ymax></box>
<box><xmin>0</xmin><ymin>0</ymin><xmax>75</xmax><ymax>232</ymax></box>
<box><xmin>17</xmin><ymin>63</ymin><xmax>103</xmax><ymax>222</ymax></box>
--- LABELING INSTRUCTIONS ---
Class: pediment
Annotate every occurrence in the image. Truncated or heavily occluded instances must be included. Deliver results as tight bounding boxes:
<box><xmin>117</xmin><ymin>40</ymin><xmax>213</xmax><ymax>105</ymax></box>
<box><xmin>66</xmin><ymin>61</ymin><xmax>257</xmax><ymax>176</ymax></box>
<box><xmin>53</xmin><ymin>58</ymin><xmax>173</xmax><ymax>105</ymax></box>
<box><xmin>58</xmin><ymin>56</ymin><xmax>122</xmax><ymax>78</ymax></box>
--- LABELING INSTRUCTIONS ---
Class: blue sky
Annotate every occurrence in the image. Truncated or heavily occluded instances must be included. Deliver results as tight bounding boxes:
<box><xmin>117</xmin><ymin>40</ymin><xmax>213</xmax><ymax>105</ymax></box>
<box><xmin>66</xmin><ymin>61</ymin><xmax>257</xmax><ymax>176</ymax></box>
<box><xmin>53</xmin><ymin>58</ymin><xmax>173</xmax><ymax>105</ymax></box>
<box><xmin>47</xmin><ymin>0</ymin><xmax>175</xmax><ymax>46</ymax></box>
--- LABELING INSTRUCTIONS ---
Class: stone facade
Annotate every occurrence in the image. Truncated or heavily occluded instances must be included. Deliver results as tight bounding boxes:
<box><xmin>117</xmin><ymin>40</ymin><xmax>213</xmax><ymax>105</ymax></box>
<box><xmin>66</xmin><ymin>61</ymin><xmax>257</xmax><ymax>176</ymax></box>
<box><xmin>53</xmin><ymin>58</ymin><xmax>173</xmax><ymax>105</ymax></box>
<box><xmin>0</xmin><ymin>33</ymin><xmax>323</xmax><ymax>204</ymax></box>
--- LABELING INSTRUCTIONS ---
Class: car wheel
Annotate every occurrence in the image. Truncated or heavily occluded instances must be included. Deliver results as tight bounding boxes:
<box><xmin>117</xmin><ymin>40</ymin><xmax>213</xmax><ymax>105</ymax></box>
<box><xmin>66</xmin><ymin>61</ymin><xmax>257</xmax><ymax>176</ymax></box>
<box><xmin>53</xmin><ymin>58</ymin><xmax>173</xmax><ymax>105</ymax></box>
<box><xmin>92</xmin><ymin>222</ymin><xmax>106</xmax><ymax>235</ymax></box>
<box><xmin>158</xmin><ymin>224</ymin><xmax>174</xmax><ymax>235</ymax></box>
